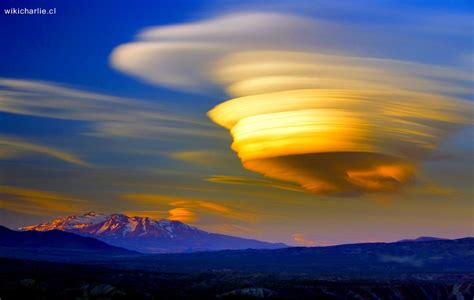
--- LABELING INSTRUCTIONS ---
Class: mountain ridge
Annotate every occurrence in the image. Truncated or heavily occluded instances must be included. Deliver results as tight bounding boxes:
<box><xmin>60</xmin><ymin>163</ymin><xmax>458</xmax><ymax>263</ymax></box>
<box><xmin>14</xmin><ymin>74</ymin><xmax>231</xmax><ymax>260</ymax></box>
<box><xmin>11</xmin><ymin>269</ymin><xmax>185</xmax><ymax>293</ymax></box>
<box><xmin>20</xmin><ymin>212</ymin><xmax>287</xmax><ymax>253</ymax></box>
<box><xmin>0</xmin><ymin>225</ymin><xmax>134</xmax><ymax>255</ymax></box>
<box><xmin>2</xmin><ymin>228</ymin><xmax>471</xmax><ymax>276</ymax></box>
<box><xmin>21</xmin><ymin>211</ymin><xmax>203</xmax><ymax>238</ymax></box>
<box><xmin>131</xmin><ymin>237</ymin><xmax>474</xmax><ymax>274</ymax></box>
<box><xmin>396</xmin><ymin>236</ymin><xmax>450</xmax><ymax>243</ymax></box>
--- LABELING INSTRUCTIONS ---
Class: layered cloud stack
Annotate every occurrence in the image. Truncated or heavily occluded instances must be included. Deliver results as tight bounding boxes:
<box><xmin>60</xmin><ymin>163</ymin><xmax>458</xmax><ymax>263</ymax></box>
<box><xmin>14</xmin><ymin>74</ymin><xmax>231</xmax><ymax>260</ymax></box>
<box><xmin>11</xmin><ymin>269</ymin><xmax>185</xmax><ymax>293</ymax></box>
<box><xmin>111</xmin><ymin>12</ymin><xmax>473</xmax><ymax>195</ymax></box>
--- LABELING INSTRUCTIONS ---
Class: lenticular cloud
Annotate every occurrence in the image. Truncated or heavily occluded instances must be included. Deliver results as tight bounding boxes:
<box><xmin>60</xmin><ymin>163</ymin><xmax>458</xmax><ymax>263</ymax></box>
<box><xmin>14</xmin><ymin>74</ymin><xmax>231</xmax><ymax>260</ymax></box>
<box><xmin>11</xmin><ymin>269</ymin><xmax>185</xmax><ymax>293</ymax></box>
<box><xmin>209</xmin><ymin>88</ymin><xmax>470</xmax><ymax>194</ymax></box>
<box><xmin>111</xmin><ymin>12</ymin><xmax>473</xmax><ymax>194</ymax></box>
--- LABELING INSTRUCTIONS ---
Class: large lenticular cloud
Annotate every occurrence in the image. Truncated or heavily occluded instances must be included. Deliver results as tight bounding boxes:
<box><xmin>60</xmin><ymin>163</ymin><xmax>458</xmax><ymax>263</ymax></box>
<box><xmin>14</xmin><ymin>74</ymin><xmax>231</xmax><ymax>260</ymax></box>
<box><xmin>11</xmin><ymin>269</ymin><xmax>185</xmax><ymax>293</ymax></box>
<box><xmin>209</xmin><ymin>88</ymin><xmax>470</xmax><ymax>194</ymax></box>
<box><xmin>111</xmin><ymin>12</ymin><xmax>473</xmax><ymax>195</ymax></box>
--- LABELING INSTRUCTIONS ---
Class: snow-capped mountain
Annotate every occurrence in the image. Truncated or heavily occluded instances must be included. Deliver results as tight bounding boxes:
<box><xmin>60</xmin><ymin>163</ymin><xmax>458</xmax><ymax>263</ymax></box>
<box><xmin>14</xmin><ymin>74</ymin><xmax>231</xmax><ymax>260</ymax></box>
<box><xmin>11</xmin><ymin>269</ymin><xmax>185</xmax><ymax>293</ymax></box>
<box><xmin>21</xmin><ymin>212</ymin><xmax>109</xmax><ymax>232</ymax></box>
<box><xmin>21</xmin><ymin>212</ymin><xmax>200</xmax><ymax>239</ymax></box>
<box><xmin>20</xmin><ymin>212</ymin><xmax>287</xmax><ymax>253</ymax></box>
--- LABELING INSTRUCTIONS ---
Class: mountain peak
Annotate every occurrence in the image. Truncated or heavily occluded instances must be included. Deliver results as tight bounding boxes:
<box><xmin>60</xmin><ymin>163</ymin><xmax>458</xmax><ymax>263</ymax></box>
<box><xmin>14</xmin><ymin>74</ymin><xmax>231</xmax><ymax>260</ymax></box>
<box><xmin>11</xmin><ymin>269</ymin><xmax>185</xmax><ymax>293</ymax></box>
<box><xmin>20</xmin><ymin>212</ymin><xmax>201</xmax><ymax>240</ymax></box>
<box><xmin>84</xmin><ymin>211</ymin><xmax>102</xmax><ymax>217</ymax></box>
<box><xmin>19</xmin><ymin>212</ymin><xmax>287</xmax><ymax>253</ymax></box>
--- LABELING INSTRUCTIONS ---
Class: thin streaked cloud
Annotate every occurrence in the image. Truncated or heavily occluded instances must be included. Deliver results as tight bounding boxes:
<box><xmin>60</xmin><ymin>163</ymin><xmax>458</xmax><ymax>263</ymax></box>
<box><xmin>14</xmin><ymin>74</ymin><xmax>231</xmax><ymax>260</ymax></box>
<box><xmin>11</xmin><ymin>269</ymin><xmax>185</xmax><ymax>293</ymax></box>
<box><xmin>0</xmin><ymin>135</ymin><xmax>88</xmax><ymax>166</ymax></box>
<box><xmin>0</xmin><ymin>185</ymin><xmax>88</xmax><ymax>216</ymax></box>
<box><xmin>0</xmin><ymin>78</ymin><xmax>221</xmax><ymax>140</ymax></box>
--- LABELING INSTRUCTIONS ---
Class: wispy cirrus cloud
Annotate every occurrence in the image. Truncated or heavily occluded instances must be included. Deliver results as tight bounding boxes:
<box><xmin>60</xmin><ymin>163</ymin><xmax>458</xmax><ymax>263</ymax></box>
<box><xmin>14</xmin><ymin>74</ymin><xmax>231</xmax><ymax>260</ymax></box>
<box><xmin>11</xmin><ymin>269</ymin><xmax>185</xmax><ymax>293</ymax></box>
<box><xmin>0</xmin><ymin>185</ymin><xmax>87</xmax><ymax>216</ymax></box>
<box><xmin>0</xmin><ymin>135</ymin><xmax>87</xmax><ymax>166</ymax></box>
<box><xmin>0</xmin><ymin>78</ymin><xmax>221</xmax><ymax>140</ymax></box>
<box><xmin>167</xmin><ymin>150</ymin><xmax>231</xmax><ymax>166</ymax></box>
<box><xmin>207</xmin><ymin>175</ymin><xmax>305</xmax><ymax>193</ymax></box>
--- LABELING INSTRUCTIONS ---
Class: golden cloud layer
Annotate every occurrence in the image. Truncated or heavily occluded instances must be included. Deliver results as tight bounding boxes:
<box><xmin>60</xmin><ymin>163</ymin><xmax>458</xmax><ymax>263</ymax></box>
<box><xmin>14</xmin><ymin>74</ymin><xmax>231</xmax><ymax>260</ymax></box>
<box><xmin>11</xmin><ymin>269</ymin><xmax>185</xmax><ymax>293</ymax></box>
<box><xmin>208</xmin><ymin>88</ymin><xmax>471</xmax><ymax>194</ymax></box>
<box><xmin>123</xmin><ymin>208</ymin><xmax>197</xmax><ymax>223</ymax></box>
<box><xmin>121</xmin><ymin>193</ymin><xmax>257</xmax><ymax>230</ymax></box>
<box><xmin>207</xmin><ymin>175</ymin><xmax>305</xmax><ymax>193</ymax></box>
<box><xmin>0</xmin><ymin>185</ymin><xmax>86</xmax><ymax>216</ymax></box>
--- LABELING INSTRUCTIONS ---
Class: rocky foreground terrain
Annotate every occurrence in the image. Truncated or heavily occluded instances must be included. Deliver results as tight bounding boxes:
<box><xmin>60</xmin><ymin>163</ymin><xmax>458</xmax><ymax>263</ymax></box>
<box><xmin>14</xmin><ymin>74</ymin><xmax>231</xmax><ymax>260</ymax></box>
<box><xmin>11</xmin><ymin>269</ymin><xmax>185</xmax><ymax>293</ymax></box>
<box><xmin>1</xmin><ymin>258</ymin><xmax>473</xmax><ymax>300</ymax></box>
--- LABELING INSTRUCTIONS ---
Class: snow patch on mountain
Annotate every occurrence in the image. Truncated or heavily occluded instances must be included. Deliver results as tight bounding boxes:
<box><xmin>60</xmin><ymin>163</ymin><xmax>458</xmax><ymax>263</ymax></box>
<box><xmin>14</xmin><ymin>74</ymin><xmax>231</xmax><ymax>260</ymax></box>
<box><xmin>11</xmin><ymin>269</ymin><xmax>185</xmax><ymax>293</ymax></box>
<box><xmin>20</xmin><ymin>212</ymin><xmax>203</xmax><ymax>239</ymax></box>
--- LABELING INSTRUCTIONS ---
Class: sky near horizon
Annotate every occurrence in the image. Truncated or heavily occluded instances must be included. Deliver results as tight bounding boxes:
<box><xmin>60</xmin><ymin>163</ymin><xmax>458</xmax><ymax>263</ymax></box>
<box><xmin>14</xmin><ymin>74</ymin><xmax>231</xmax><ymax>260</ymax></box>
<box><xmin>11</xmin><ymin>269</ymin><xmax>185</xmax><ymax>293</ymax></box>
<box><xmin>0</xmin><ymin>0</ymin><xmax>473</xmax><ymax>246</ymax></box>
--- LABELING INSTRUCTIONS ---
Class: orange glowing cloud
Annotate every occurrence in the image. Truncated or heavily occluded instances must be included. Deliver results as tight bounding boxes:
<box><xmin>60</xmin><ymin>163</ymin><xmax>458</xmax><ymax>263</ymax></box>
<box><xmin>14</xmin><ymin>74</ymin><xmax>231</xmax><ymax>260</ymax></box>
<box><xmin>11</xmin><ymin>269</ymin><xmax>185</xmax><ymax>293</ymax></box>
<box><xmin>291</xmin><ymin>233</ymin><xmax>317</xmax><ymax>247</ymax></box>
<box><xmin>121</xmin><ymin>193</ymin><xmax>261</xmax><ymax>236</ymax></box>
<box><xmin>292</xmin><ymin>233</ymin><xmax>334</xmax><ymax>247</ymax></box>
<box><xmin>206</xmin><ymin>175</ymin><xmax>305</xmax><ymax>193</ymax></box>
<box><xmin>208</xmin><ymin>89</ymin><xmax>471</xmax><ymax>194</ymax></box>
<box><xmin>123</xmin><ymin>208</ymin><xmax>197</xmax><ymax>223</ymax></box>
<box><xmin>168</xmin><ymin>207</ymin><xmax>197</xmax><ymax>222</ymax></box>
<box><xmin>123</xmin><ymin>210</ymin><xmax>168</xmax><ymax>219</ymax></box>
<box><xmin>122</xmin><ymin>193</ymin><xmax>256</xmax><ymax>223</ymax></box>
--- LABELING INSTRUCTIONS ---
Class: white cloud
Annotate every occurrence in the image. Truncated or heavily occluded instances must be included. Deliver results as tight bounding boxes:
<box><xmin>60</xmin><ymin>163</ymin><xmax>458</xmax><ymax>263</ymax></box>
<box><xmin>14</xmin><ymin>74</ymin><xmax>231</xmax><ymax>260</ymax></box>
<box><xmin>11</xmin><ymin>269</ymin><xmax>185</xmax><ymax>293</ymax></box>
<box><xmin>0</xmin><ymin>78</ymin><xmax>220</xmax><ymax>139</ymax></box>
<box><xmin>0</xmin><ymin>135</ymin><xmax>87</xmax><ymax>166</ymax></box>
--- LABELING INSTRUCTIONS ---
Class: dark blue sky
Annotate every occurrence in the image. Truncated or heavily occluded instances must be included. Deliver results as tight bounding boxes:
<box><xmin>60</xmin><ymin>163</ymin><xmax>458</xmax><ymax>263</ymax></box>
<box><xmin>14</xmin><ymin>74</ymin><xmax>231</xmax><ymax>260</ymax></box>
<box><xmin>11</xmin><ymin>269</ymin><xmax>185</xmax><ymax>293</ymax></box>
<box><xmin>1</xmin><ymin>0</ymin><xmax>472</xmax><ymax>97</ymax></box>
<box><xmin>1</xmin><ymin>0</ymin><xmax>201</xmax><ymax>93</ymax></box>
<box><xmin>0</xmin><ymin>0</ymin><xmax>222</xmax><ymax>139</ymax></box>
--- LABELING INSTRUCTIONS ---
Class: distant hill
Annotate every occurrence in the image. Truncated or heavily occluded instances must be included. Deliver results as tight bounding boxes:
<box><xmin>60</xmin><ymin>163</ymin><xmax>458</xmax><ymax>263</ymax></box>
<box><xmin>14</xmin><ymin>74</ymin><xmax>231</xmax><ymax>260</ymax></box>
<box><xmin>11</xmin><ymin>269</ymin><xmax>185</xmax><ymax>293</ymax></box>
<box><xmin>1</xmin><ymin>224</ymin><xmax>473</xmax><ymax>277</ymax></box>
<box><xmin>0</xmin><ymin>225</ymin><xmax>134</xmax><ymax>256</ymax></box>
<box><xmin>20</xmin><ymin>212</ymin><xmax>287</xmax><ymax>253</ymax></box>
<box><xmin>396</xmin><ymin>236</ymin><xmax>449</xmax><ymax>243</ymax></box>
<box><xmin>118</xmin><ymin>237</ymin><xmax>474</xmax><ymax>275</ymax></box>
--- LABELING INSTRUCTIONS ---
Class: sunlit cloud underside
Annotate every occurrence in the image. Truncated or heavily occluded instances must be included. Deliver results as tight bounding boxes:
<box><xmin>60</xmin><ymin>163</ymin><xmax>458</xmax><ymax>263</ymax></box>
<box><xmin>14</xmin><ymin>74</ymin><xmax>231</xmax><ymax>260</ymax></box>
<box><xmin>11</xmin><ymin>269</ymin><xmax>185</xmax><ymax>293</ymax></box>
<box><xmin>209</xmin><ymin>88</ymin><xmax>471</xmax><ymax>194</ymax></box>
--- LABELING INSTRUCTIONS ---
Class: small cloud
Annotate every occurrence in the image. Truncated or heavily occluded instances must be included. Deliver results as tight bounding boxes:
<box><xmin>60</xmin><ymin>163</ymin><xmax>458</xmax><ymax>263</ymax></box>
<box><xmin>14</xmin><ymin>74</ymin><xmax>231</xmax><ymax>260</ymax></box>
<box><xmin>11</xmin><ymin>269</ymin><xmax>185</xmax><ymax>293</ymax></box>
<box><xmin>291</xmin><ymin>233</ymin><xmax>333</xmax><ymax>247</ymax></box>
<box><xmin>207</xmin><ymin>175</ymin><xmax>305</xmax><ymax>193</ymax></box>
<box><xmin>292</xmin><ymin>233</ymin><xmax>317</xmax><ymax>247</ymax></box>
<box><xmin>168</xmin><ymin>207</ymin><xmax>197</xmax><ymax>222</ymax></box>
<box><xmin>167</xmin><ymin>150</ymin><xmax>230</xmax><ymax>166</ymax></box>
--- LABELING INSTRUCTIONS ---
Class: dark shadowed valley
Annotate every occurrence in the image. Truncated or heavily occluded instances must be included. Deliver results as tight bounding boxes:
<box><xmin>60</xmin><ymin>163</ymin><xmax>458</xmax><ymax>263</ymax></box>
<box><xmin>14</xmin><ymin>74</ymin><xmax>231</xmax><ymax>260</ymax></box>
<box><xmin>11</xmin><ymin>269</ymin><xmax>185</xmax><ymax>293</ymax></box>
<box><xmin>1</xmin><ymin>227</ymin><xmax>473</xmax><ymax>299</ymax></box>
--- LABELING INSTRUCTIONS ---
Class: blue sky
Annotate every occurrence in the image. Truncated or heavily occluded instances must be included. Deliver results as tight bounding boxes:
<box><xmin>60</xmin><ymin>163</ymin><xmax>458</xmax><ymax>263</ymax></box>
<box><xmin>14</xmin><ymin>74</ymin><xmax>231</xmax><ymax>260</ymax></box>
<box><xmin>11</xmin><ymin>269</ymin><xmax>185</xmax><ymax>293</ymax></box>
<box><xmin>0</xmin><ymin>0</ymin><xmax>473</xmax><ymax>245</ymax></box>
